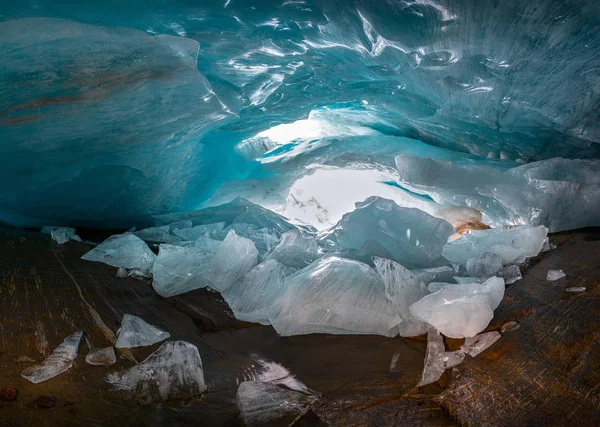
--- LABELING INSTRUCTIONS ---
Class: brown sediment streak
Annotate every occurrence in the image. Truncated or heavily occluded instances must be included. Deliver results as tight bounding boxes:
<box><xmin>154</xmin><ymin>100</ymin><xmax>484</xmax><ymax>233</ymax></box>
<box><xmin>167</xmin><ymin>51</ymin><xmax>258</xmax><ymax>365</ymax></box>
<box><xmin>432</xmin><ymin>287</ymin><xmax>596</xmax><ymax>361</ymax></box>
<box><xmin>52</xmin><ymin>250</ymin><xmax>136</xmax><ymax>363</ymax></box>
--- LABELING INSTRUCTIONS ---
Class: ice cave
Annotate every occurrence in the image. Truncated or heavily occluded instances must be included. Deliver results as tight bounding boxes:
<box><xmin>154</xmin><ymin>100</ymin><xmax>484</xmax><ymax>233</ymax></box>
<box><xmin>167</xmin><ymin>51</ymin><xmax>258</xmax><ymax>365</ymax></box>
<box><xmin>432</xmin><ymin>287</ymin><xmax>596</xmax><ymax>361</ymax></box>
<box><xmin>0</xmin><ymin>0</ymin><xmax>599</xmax><ymax>425</ymax></box>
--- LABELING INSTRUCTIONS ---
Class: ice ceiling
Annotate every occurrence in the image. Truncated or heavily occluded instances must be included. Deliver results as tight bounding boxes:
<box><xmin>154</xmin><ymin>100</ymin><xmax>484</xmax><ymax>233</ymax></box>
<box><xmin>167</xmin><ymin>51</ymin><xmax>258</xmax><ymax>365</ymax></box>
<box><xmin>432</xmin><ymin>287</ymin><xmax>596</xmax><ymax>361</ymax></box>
<box><xmin>1</xmin><ymin>0</ymin><xmax>599</xmax><ymax>230</ymax></box>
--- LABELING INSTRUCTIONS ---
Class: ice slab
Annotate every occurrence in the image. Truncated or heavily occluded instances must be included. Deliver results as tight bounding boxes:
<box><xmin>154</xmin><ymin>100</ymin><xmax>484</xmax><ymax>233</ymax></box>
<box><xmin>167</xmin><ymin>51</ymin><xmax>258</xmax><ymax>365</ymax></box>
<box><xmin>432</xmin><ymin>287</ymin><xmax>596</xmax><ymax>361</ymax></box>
<box><xmin>221</xmin><ymin>259</ymin><xmax>295</xmax><ymax>325</ymax></box>
<box><xmin>106</xmin><ymin>341</ymin><xmax>205</xmax><ymax>405</ymax></box>
<box><xmin>412</xmin><ymin>266</ymin><xmax>456</xmax><ymax>285</ymax></box>
<box><xmin>221</xmin><ymin>223</ymin><xmax>279</xmax><ymax>258</ymax></box>
<box><xmin>81</xmin><ymin>233</ymin><xmax>156</xmax><ymax>270</ymax></box>
<box><xmin>417</xmin><ymin>330</ymin><xmax>465</xmax><ymax>387</ymax></box>
<box><xmin>547</xmin><ymin>269</ymin><xmax>566</xmax><ymax>281</ymax></box>
<box><xmin>267</xmin><ymin>229</ymin><xmax>320</xmax><ymax>269</ymax></box>
<box><xmin>442</xmin><ymin>225</ymin><xmax>548</xmax><ymax>266</ymax></box>
<box><xmin>461</xmin><ymin>332</ymin><xmax>501</xmax><ymax>357</ymax></box>
<box><xmin>395</xmin><ymin>156</ymin><xmax>600</xmax><ymax>233</ymax></box>
<box><xmin>172</xmin><ymin>222</ymin><xmax>225</xmax><ymax>240</ymax></box>
<box><xmin>21</xmin><ymin>332</ymin><xmax>83</xmax><ymax>384</ymax></box>
<box><xmin>205</xmin><ymin>230</ymin><xmax>258</xmax><ymax>292</ymax></box>
<box><xmin>152</xmin><ymin>243</ymin><xmax>214</xmax><ymax>297</ymax></box>
<box><xmin>373</xmin><ymin>257</ymin><xmax>429</xmax><ymax>337</ymax></box>
<box><xmin>409</xmin><ymin>277</ymin><xmax>505</xmax><ymax>338</ymax></box>
<box><xmin>465</xmin><ymin>253</ymin><xmax>503</xmax><ymax>278</ymax></box>
<box><xmin>86</xmin><ymin>347</ymin><xmax>117</xmax><ymax>366</ymax></box>
<box><xmin>236</xmin><ymin>381</ymin><xmax>315</xmax><ymax>427</ymax></box>
<box><xmin>453</xmin><ymin>277</ymin><xmax>483</xmax><ymax>284</ymax></box>
<box><xmin>135</xmin><ymin>225</ymin><xmax>184</xmax><ymax>244</ymax></box>
<box><xmin>322</xmin><ymin>197</ymin><xmax>454</xmax><ymax>269</ymax></box>
<box><xmin>115</xmin><ymin>314</ymin><xmax>170</xmax><ymax>349</ymax></box>
<box><xmin>270</xmin><ymin>256</ymin><xmax>402</xmax><ymax>337</ymax></box>
<box><xmin>498</xmin><ymin>265</ymin><xmax>522</xmax><ymax>284</ymax></box>
<box><xmin>42</xmin><ymin>226</ymin><xmax>80</xmax><ymax>245</ymax></box>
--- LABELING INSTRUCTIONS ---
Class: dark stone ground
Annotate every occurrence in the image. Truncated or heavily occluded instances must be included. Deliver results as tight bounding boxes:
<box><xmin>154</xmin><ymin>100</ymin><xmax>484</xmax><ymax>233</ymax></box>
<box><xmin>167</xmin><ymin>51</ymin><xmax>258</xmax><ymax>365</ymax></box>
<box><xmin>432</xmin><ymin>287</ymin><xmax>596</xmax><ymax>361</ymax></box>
<box><xmin>0</xmin><ymin>225</ymin><xmax>598</xmax><ymax>426</ymax></box>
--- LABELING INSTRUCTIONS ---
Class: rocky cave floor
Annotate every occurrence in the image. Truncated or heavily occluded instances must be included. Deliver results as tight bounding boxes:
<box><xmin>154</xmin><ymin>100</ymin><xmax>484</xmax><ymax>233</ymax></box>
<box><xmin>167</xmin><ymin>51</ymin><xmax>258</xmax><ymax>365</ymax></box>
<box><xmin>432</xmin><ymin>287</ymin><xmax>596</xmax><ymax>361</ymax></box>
<box><xmin>0</xmin><ymin>225</ymin><xmax>598</xmax><ymax>426</ymax></box>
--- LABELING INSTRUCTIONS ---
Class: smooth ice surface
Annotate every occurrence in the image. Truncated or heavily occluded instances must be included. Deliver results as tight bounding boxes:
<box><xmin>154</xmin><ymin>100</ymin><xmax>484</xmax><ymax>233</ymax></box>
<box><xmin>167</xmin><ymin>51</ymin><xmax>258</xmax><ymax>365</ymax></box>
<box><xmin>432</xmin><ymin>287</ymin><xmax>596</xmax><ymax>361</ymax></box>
<box><xmin>106</xmin><ymin>341</ymin><xmax>205</xmax><ymax>405</ymax></box>
<box><xmin>42</xmin><ymin>226</ymin><xmax>79</xmax><ymax>245</ymax></box>
<box><xmin>152</xmin><ymin>244</ymin><xmax>214</xmax><ymax>297</ymax></box>
<box><xmin>547</xmin><ymin>269</ymin><xmax>566</xmax><ymax>281</ymax></box>
<box><xmin>267</xmin><ymin>229</ymin><xmax>320</xmax><ymax>269</ymax></box>
<box><xmin>172</xmin><ymin>222</ymin><xmax>225</xmax><ymax>241</ymax></box>
<box><xmin>373</xmin><ymin>257</ymin><xmax>428</xmax><ymax>337</ymax></box>
<box><xmin>115</xmin><ymin>314</ymin><xmax>170</xmax><ymax>349</ymax></box>
<box><xmin>409</xmin><ymin>277</ymin><xmax>505</xmax><ymax>338</ymax></box>
<box><xmin>221</xmin><ymin>259</ymin><xmax>295</xmax><ymax>325</ymax></box>
<box><xmin>271</xmin><ymin>256</ymin><xmax>402</xmax><ymax>337</ymax></box>
<box><xmin>236</xmin><ymin>381</ymin><xmax>315</xmax><ymax>427</ymax></box>
<box><xmin>86</xmin><ymin>347</ymin><xmax>117</xmax><ymax>366</ymax></box>
<box><xmin>134</xmin><ymin>222</ymin><xmax>191</xmax><ymax>244</ymax></box>
<box><xmin>322</xmin><ymin>197</ymin><xmax>454</xmax><ymax>269</ymax></box>
<box><xmin>21</xmin><ymin>332</ymin><xmax>83</xmax><ymax>384</ymax></box>
<box><xmin>205</xmin><ymin>230</ymin><xmax>258</xmax><ymax>292</ymax></box>
<box><xmin>461</xmin><ymin>332</ymin><xmax>501</xmax><ymax>357</ymax></box>
<box><xmin>81</xmin><ymin>233</ymin><xmax>156</xmax><ymax>270</ymax></box>
<box><xmin>442</xmin><ymin>225</ymin><xmax>548</xmax><ymax>266</ymax></box>
<box><xmin>417</xmin><ymin>329</ymin><xmax>465</xmax><ymax>387</ymax></box>
<box><xmin>465</xmin><ymin>253</ymin><xmax>503</xmax><ymax>278</ymax></box>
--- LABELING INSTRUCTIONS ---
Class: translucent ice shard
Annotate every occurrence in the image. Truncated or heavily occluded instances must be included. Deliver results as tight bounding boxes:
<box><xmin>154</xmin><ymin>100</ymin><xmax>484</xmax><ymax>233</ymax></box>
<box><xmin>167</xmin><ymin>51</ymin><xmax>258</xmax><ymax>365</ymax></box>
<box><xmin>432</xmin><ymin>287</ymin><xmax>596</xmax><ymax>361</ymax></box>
<box><xmin>115</xmin><ymin>314</ymin><xmax>170</xmax><ymax>349</ymax></box>
<box><xmin>42</xmin><ymin>226</ymin><xmax>80</xmax><ymax>245</ymax></box>
<box><xmin>206</xmin><ymin>230</ymin><xmax>258</xmax><ymax>292</ymax></box>
<box><xmin>409</xmin><ymin>277</ymin><xmax>505</xmax><ymax>338</ymax></box>
<box><xmin>172</xmin><ymin>222</ymin><xmax>225</xmax><ymax>240</ymax></box>
<box><xmin>106</xmin><ymin>341</ymin><xmax>205</xmax><ymax>405</ymax></box>
<box><xmin>565</xmin><ymin>287</ymin><xmax>586</xmax><ymax>293</ymax></box>
<box><xmin>134</xmin><ymin>222</ymin><xmax>192</xmax><ymax>244</ymax></box>
<box><xmin>221</xmin><ymin>259</ymin><xmax>295</xmax><ymax>325</ymax></box>
<box><xmin>21</xmin><ymin>331</ymin><xmax>83</xmax><ymax>384</ymax></box>
<box><xmin>267</xmin><ymin>229</ymin><xmax>320</xmax><ymax>269</ymax></box>
<box><xmin>442</xmin><ymin>225</ymin><xmax>548</xmax><ymax>266</ymax></box>
<box><xmin>81</xmin><ymin>233</ymin><xmax>156</xmax><ymax>270</ymax></box>
<box><xmin>86</xmin><ymin>347</ymin><xmax>116</xmax><ymax>366</ymax></box>
<box><xmin>461</xmin><ymin>332</ymin><xmax>501</xmax><ymax>357</ymax></box>
<box><xmin>236</xmin><ymin>381</ymin><xmax>315</xmax><ymax>427</ymax></box>
<box><xmin>417</xmin><ymin>329</ymin><xmax>465</xmax><ymax>387</ymax></box>
<box><xmin>322</xmin><ymin>197</ymin><xmax>454</xmax><ymax>269</ymax></box>
<box><xmin>412</xmin><ymin>266</ymin><xmax>456</xmax><ymax>285</ymax></box>
<box><xmin>270</xmin><ymin>256</ymin><xmax>402</xmax><ymax>337</ymax></box>
<box><xmin>501</xmin><ymin>321</ymin><xmax>520</xmax><ymax>333</ymax></box>
<box><xmin>498</xmin><ymin>265</ymin><xmax>522</xmax><ymax>284</ymax></box>
<box><xmin>465</xmin><ymin>253</ymin><xmax>503</xmax><ymax>278</ymax></box>
<box><xmin>547</xmin><ymin>269</ymin><xmax>566</xmax><ymax>281</ymax></box>
<box><xmin>223</xmin><ymin>223</ymin><xmax>279</xmax><ymax>259</ymax></box>
<box><xmin>373</xmin><ymin>257</ymin><xmax>429</xmax><ymax>337</ymax></box>
<box><xmin>152</xmin><ymin>244</ymin><xmax>214</xmax><ymax>297</ymax></box>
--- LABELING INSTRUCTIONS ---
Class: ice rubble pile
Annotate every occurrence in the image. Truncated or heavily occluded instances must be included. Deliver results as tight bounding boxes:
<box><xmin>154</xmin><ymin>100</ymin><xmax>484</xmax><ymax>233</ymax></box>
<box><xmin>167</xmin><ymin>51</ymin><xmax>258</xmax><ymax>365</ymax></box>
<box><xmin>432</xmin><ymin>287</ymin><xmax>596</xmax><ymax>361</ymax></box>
<box><xmin>80</xmin><ymin>196</ymin><xmax>550</xmax><ymax>344</ymax></box>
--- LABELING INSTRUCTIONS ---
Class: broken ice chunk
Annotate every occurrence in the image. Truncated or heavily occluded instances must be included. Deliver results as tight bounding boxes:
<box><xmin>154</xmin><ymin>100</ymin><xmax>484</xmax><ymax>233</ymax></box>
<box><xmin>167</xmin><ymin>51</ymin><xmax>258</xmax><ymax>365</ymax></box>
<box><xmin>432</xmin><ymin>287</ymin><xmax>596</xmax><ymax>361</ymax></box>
<box><xmin>193</xmin><ymin>235</ymin><xmax>221</xmax><ymax>253</ymax></box>
<box><xmin>173</xmin><ymin>222</ymin><xmax>225</xmax><ymax>240</ymax></box>
<box><xmin>222</xmin><ymin>223</ymin><xmax>279</xmax><ymax>258</ymax></box>
<box><xmin>427</xmin><ymin>282</ymin><xmax>450</xmax><ymax>293</ymax></box>
<box><xmin>106</xmin><ymin>341</ymin><xmax>205</xmax><ymax>405</ymax></box>
<box><xmin>461</xmin><ymin>332</ymin><xmax>501</xmax><ymax>357</ymax></box>
<box><xmin>373</xmin><ymin>257</ymin><xmax>428</xmax><ymax>337</ymax></box>
<box><xmin>221</xmin><ymin>259</ymin><xmax>295</xmax><ymax>325</ymax></box>
<box><xmin>412</xmin><ymin>266</ymin><xmax>456</xmax><ymax>285</ymax></box>
<box><xmin>116</xmin><ymin>267</ymin><xmax>129</xmax><ymax>278</ymax></box>
<box><xmin>206</xmin><ymin>230</ymin><xmax>258</xmax><ymax>292</ymax></box>
<box><xmin>453</xmin><ymin>276</ymin><xmax>483</xmax><ymax>284</ymax></box>
<box><xmin>135</xmin><ymin>225</ymin><xmax>183</xmax><ymax>244</ymax></box>
<box><xmin>86</xmin><ymin>347</ymin><xmax>116</xmax><ymax>366</ymax></box>
<box><xmin>81</xmin><ymin>233</ymin><xmax>156</xmax><ymax>270</ymax></box>
<box><xmin>500</xmin><ymin>320</ymin><xmax>520</xmax><ymax>333</ymax></box>
<box><xmin>409</xmin><ymin>277</ymin><xmax>505</xmax><ymax>338</ymax></box>
<box><xmin>565</xmin><ymin>287</ymin><xmax>586</xmax><ymax>293</ymax></box>
<box><xmin>546</xmin><ymin>269</ymin><xmax>566</xmax><ymax>281</ymax></box>
<box><xmin>270</xmin><ymin>256</ymin><xmax>402</xmax><ymax>337</ymax></box>
<box><xmin>442</xmin><ymin>225</ymin><xmax>548</xmax><ymax>265</ymax></box>
<box><xmin>152</xmin><ymin>244</ymin><xmax>213</xmax><ymax>297</ymax></box>
<box><xmin>115</xmin><ymin>314</ymin><xmax>170</xmax><ymax>348</ymax></box>
<box><xmin>498</xmin><ymin>265</ymin><xmax>522</xmax><ymax>284</ymax></box>
<box><xmin>267</xmin><ymin>229</ymin><xmax>320</xmax><ymax>269</ymax></box>
<box><xmin>42</xmin><ymin>226</ymin><xmax>79</xmax><ymax>245</ymax></box>
<box><xmin>322</xmin><ymin>197</ymin><xmax>454</xmax><ymax>269</ymax></box>
<box><xmin>22</xmin><ymin>331</ymin><xmax>83</xmax><ymax>384</ymax></box>
<box><xmin>417</xmin><ymin>329</ymin><xmax>465</xmax><ymax>387</ymax></box>
<box><xmin>236</xmin><ymin>381</ymin><xmax>315</xmax><ymax>427</ymax></box>
<box><xmin>465</xmin><ymin>252</ymin><xmax>503</xmax><ymax>278</ymax></box>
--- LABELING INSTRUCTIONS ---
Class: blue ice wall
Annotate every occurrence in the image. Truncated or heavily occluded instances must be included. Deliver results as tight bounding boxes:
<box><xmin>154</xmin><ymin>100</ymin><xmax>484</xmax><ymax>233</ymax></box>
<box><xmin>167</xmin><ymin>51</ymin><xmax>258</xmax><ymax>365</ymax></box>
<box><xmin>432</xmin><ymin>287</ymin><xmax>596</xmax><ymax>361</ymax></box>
<box><xmin>1</xmin><ymin>1</ymin><xmax>599</xmax><ymax>228</ymax></box>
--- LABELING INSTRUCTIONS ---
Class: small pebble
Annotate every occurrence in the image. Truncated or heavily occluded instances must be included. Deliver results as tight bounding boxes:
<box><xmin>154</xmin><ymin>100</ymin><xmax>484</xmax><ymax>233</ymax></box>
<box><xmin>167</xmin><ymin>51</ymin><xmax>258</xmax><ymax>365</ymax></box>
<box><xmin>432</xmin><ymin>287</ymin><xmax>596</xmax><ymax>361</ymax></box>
<box><xmin>501</xmin><ymin>321</ymin><xmax>520</xmax><ymax>333</ymax></box>
<box><xmin>565</xmin><ymin>287</ymin><xmax>586</xmax><ymax>293</ymax></box>
<box><xmin>34</xmin><ymin>395</ymin><xmax>56</xmax><ymax>408</ymax></box>
<box><xmin>0</xmin><ymin>386</ymin><xmax>18</xmax><ymax>402</ymax></box>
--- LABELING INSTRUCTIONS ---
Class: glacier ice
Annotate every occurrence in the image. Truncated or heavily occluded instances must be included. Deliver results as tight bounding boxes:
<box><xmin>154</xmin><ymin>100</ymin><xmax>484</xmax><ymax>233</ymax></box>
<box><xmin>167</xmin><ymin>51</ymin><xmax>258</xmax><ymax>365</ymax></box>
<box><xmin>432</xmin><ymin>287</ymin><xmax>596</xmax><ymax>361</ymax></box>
<box><xmin>21</xmin><ymin>331</ymin><xmax>83</xmax><ymax>384</ymax></box>
<box><xmin>172</xmin><ymin>222</ymin><xmax>225</xmax><ymax>241</ymax></box>
<box><xmin>373</xmin><ymin>257</ymin><xmax>429</xmax><ymax>337</ymax></box>
<box><xmin>106</xmin><ymin>341</ymin><xmax>206</xmax><ymax>405</ymax></box>
<box><xmin>547</xmin><ymin>269</ymin><xmax>566</xmax><ymax>281</ymax></box>
<box><xmin>417</xmin><ymin>329</ymin><xmax>465</xmax><ymax>387</ymax></box>
<box><xmin>442</xmin><ymin>225</ymin><xmax>548</xmax><ymax>266</ymax></box>
<box><xmin>270</xmin><ymin>256</ymin><xmax>402</xmax><ymax>337</ymax></box>
<box><xmin>86</xmin><ymin>347</ymin><xmax>117</xmax><ymax>366</ymax></box>
<box><xmin>461</xmin><ymin>332</ymin><xmax>501</xmax><ymax>357</ymax></box>
<box><xmin>41</xmin><ymin>226</ymin><xmax>80</xmax><ymax>245</ymax></box>
<box><xmin>205</xmin><ymin>230</ymin><xmax>258</xmax><ymax>292</ymax></box>
<box><xmin>81</xmin><ymin>233</ymin><xmax>156</xmax><ymax>270</ymax></box>
<box><xmin>221</xmin><ymin>259</ymin><xmax>295</xmax><ymax>325</ymax></box>
<box><xmin>236</xmin><ymin>381</ymin><xmax>315</xmax><ymax>427</ymax></box>
<box><xmin>115</xmin><ymin>314</ymin><xmax>170</xmax><ymax>349</ymax></box>
<box><xmin>498</xmin><ymin>265</ymin><xmax>522</xmax><ymax>285</ymax></box>
<box><xmin>134</xmin><ymin>222</ymin><xmax>191</xmax><ymax>244</ymax></box>
<box><xmin>409</xmin><ymin>277</ymin><xmax>505</xmax><ymax>338</ymax></box>
<box><xmin>322</xmin><ymin>197</ymin><xmax>454</xmax><ymax>269</ymax></box>
<box><xmin>465</xmin><ymin>253</ymin><xmax>503</xmax><ymax>278</ymax></box>
<box><xmin>267</xmin><ymin>229</ymin><xmax>320</xmax><ymax>269</ymax></box>
<box><xmin>412</xmin><ymin>266</ymin><xmax>457</xmax><ymax>285</ymax></box>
